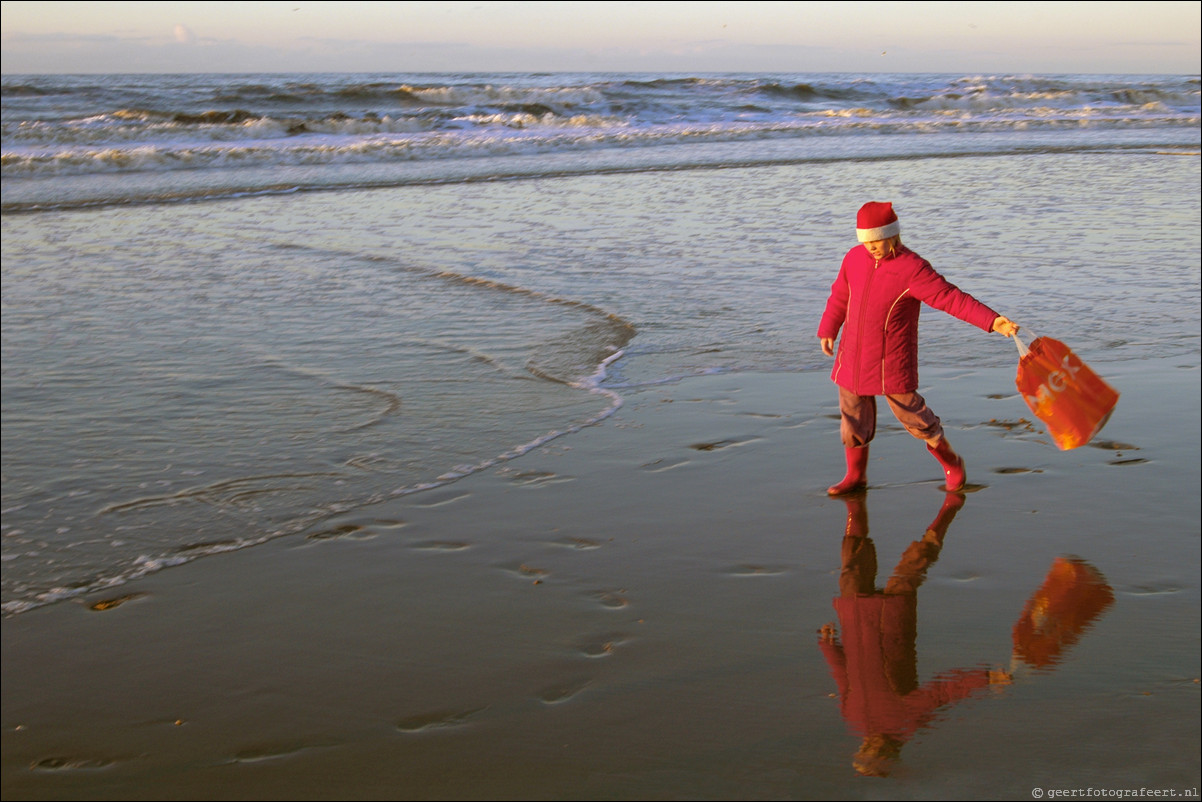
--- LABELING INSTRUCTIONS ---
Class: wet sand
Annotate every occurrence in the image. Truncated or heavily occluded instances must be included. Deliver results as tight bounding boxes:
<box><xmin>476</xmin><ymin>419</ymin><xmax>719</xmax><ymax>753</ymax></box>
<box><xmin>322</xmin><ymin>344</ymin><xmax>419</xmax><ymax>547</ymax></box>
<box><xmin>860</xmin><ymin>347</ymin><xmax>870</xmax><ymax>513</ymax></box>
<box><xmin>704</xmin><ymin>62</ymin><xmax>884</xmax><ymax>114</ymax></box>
<box><xmin>3</xmin><ymin>360</ymin><xmax>1199</xmax><ymax>801</ymax></box>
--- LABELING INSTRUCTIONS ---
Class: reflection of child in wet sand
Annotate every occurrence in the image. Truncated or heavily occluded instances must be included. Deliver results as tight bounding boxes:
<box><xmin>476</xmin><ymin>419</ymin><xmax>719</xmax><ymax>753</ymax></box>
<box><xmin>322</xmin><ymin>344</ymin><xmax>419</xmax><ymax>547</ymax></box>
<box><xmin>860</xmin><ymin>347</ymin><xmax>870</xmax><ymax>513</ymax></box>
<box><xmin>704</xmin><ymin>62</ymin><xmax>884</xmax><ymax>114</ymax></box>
<box><xmin>818</xmin><ymin>492</ymin><xmax>1010</xmax><ymax>777</ymax></box>
<box><xmin>819</xmin><ymin>494</ymin><xmax>1116</xmax><ymax>777</ymax></box>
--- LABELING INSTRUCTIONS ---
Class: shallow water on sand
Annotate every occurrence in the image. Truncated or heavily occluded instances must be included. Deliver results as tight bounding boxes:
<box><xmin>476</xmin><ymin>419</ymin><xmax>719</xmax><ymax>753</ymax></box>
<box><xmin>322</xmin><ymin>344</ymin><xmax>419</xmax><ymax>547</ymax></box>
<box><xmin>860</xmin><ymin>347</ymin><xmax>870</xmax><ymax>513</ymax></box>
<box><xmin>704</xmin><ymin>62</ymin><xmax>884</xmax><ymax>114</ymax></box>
<box><xmin>2</xmin><ymin>148</ymin><xmax>1199</xmax><ymax>615</ymax></box>
<box><xmin>2</xmin><ymin>364</ymin><xmax>1197</xmax><ymax>800</ymax></box>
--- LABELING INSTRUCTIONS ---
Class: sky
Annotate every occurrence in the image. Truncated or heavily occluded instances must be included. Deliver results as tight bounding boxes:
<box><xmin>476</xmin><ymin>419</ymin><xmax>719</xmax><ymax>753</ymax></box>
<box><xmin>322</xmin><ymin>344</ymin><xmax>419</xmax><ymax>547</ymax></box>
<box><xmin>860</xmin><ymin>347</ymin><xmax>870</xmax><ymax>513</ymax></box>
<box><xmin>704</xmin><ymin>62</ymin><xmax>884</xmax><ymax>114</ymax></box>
<box><xmin>2</xmin><ymin>1</ymin><xmax>1199</xmax><ymax>75</ymax></box>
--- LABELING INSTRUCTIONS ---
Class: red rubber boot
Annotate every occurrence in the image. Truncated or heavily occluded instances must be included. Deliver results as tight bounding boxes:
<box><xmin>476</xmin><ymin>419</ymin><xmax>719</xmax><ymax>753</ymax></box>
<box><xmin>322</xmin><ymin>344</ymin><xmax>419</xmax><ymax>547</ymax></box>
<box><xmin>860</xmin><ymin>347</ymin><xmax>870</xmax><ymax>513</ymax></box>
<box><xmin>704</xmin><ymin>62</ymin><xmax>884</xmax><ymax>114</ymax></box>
<box><xmin>827</xmin><ymin>446</ymin><xmax>869</xmax><ymax>496</ymax></box>
<box><xmin>927</xmin><ymin>437</ymin><xmax>966</xmax><ymax>492</ymax></box>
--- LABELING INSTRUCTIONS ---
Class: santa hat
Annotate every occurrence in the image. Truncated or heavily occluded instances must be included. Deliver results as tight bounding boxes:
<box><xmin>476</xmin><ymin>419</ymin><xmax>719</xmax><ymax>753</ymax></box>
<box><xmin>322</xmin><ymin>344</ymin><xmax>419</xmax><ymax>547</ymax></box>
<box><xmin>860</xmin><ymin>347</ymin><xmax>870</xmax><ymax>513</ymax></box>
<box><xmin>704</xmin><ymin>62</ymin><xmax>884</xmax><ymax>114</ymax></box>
<box><xmin>856</xmin><ymin>202</ymin><xmax>900</xmax><ymax>242</ymax></box>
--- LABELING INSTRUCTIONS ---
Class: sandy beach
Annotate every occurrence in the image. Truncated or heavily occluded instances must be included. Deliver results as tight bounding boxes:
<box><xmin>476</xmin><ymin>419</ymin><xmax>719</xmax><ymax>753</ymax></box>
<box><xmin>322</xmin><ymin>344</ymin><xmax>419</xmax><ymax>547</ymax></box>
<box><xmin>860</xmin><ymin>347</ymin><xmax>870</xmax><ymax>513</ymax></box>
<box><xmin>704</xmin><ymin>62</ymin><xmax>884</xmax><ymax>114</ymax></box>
<box><xmin>3</xmin><ymin>69</ymin><xmax>1199</xmax><ymax>799</ymax></box>
<box><xmin>3</xmin><ymin>357</ymin><xmax>1198</xmax><ymax>800</ymax></box>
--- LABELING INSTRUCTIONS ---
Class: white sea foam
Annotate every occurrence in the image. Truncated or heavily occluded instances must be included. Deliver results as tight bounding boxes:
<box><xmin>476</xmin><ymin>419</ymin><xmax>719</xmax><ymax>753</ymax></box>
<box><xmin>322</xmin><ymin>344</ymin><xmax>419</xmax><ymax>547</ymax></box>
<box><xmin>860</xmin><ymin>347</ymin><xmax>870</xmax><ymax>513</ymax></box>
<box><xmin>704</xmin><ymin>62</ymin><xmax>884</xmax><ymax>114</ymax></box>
<box><xmin>4</xmin><ymin>72</ymin><xmax>1197</xmax><ymax>206</ymax></box>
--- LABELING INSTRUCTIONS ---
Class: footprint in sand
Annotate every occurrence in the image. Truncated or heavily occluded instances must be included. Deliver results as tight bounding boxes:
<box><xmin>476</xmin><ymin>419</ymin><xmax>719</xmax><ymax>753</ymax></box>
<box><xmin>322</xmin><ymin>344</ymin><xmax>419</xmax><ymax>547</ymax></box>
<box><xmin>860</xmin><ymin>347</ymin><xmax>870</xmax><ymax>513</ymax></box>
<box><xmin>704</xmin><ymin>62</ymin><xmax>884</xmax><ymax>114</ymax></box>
<box><xmin>983</xmin><ymin>418</ymin><xmax>1039</xmax><ymax>433</ymax></box>
<box><xmin>1089</xmin><ymin>440</ymin><xmax>1146</xmax><ymax>464</ymax></box>
<box><xmin>1122</xmin><ymin>582</ymin><xmax>1182</xmax><ymax>596</ymax></box>
<box><xmin>639</xmin><ymin>457</ymin><xmax>691</xmax><ymax>472</ymax></box>
<box><xmin>500</xmin><ymin>563</ymin><xmax>550</xmax><ymax>583</ymax></box>
<box><xmin>590</xmin><ymin>590</ymin><xmax>629</xmax><ymax>609</ymax></box>
<box><xmin>410</xmin><ymin>540</ymin><xmax>472</xmax><ymax>551</ymax></box>
<box><xmin>396</xmin><ymin>706</ymin><xmax>488</xmax><ymax>732</ymax></box>
<box><xmin>230</xmin><ymin>742</ymin><xmax>319</xmax><ymax>763</ymax></box>
<box><xmin>305</xmin><ymin>518</ymin><xmax>407</xmax><ymax>543</ymax></box>
<box><xmin>305</xmin><ymin>523</ymin><xmax>374</xmax><ymax>542</ymax></box>
<box><xmin>1091</xmin><ymin>440</ymin><xmax>1138</xmax><ymax>451</ymax></box>
<box><xmin>688</xmin><ymin>437</ymin><xmax>761</xmax><ymax>452</ymax></box>
<box><xmin>31</xmin><ymin>756</ymin><xmax>115</xmax><ymax>771</ymax></box>
<box><xmin>578</xmin><ymin>633</ymin><xmax>630</xmax><ymax>658</ymax></box>
<box><xmin>549</xmin><ymin>536</ymin><xmax>605</xmax><ymax>550</ymax></box>
<box><xmin>503</xmin><ymin>470</ymin><xmax>575</xmax><ymax>487</ymax></box>
<box><xmin>538</xmin><ymin>679</ymin><xmax>593</xmax><ymax>705</ymax></box>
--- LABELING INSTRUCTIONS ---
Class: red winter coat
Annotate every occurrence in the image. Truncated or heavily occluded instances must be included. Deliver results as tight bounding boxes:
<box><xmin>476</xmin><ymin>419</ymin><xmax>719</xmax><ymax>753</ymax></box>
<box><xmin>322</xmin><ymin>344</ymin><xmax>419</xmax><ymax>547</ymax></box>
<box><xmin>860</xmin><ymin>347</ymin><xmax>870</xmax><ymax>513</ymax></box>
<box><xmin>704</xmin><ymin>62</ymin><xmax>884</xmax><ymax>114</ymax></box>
<box><xmin>817</xmin><ymin>244</ymin><xmax>999</xmax><ymax>395</ymax></box>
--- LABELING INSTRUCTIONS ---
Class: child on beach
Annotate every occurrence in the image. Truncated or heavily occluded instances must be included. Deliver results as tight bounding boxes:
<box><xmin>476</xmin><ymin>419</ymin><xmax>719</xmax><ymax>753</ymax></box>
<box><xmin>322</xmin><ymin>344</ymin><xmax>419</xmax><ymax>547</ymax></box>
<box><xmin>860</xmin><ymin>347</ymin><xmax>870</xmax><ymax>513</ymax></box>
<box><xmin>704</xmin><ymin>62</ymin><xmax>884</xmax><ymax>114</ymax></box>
<box><xmin>817</xmin><ymin>202</ymin><xmax>1019</xmax><ymax>494</ymax></box>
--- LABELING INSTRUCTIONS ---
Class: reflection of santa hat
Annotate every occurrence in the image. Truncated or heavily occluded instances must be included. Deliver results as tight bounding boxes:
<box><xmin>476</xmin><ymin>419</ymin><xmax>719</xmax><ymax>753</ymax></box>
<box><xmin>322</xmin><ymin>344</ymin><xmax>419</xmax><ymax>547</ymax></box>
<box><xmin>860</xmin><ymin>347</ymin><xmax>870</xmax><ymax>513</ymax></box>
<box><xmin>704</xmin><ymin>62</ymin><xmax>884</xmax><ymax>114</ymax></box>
<box><xmin>856</xmin><ymin>202</ymin><xmax>900</xmax><ymax>242</ymax></box>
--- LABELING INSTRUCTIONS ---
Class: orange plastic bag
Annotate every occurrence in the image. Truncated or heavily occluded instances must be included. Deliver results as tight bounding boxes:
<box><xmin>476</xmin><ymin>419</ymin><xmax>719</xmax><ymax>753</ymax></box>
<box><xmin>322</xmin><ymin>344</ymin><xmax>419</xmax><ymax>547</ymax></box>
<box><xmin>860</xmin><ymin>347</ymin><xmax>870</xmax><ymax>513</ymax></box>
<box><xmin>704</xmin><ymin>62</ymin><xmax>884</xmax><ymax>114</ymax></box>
<box><xmin>1014</xmin><ymin>332</ymin><xmax>1119</xmax><ymax>450</ymax></box>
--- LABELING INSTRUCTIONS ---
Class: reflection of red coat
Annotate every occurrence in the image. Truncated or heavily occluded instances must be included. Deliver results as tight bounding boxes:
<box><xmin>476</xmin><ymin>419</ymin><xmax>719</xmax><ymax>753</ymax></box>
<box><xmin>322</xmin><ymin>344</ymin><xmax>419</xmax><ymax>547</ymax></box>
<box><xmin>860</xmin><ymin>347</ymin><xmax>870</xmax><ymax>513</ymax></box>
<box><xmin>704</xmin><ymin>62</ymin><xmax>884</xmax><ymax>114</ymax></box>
<box><xmin>821</xmin><ymin>594</ymin><xmax>991</xmax><ymax>739</ymax></box>
<box><xmin>817</xmin><ymin>245</ymin><xmax>999</xmax><ymax>395</ymax></box>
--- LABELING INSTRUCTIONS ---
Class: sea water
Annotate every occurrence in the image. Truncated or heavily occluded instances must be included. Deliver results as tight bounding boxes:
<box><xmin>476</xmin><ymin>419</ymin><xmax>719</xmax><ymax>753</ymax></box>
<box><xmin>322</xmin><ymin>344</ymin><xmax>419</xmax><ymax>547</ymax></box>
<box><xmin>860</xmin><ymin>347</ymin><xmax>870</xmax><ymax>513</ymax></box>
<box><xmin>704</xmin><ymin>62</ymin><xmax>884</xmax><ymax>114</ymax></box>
<box><xmin>3</xmin><ymin>72</ymin><xmax>1199</xmax><ymax>613</ymax></box>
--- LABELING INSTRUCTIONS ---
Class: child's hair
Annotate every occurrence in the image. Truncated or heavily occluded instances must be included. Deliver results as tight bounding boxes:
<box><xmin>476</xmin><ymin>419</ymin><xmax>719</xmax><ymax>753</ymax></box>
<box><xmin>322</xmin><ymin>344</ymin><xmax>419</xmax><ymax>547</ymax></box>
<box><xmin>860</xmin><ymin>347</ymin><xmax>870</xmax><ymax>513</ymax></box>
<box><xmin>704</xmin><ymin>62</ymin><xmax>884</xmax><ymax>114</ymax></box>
<box><xmin>853</xmin><ymin>734</ymin><xmax>903</xmax><ymax>776</ymax></box>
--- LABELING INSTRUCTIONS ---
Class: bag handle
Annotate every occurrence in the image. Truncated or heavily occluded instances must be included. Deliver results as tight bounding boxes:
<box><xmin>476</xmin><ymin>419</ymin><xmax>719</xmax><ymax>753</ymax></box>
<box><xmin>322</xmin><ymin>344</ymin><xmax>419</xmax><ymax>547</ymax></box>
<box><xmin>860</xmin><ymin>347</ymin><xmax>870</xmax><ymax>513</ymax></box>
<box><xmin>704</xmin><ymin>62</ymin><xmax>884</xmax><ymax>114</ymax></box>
<box><xmin>1013</xmin><ymin>328</ymin><xmax>1036</xmax><ymax>360</ymax></box>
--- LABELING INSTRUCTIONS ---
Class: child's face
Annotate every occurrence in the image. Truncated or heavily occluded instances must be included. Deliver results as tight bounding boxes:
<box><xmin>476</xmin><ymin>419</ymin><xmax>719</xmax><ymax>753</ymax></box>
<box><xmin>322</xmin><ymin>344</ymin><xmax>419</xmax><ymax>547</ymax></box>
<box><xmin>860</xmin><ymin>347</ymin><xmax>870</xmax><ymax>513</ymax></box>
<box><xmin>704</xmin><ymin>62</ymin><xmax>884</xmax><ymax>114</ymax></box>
<box><xmin>863</xmin><ymin>238</ymin><xmax>894</xmax><ymax>260</ymax></box>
